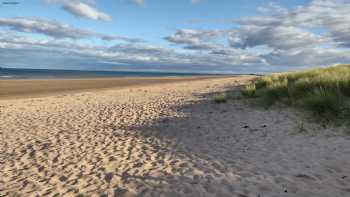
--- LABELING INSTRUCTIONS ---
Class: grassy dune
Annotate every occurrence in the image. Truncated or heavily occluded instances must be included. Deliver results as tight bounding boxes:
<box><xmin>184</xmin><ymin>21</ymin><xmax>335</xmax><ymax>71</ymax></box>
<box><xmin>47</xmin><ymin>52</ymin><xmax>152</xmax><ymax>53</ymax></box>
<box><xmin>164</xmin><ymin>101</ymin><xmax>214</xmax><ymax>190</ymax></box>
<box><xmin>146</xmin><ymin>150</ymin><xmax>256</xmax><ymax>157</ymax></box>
<box><xmin>242</xmin><ymin>65</ymin><xmax>350</xmax><ymax>118</ymax></box>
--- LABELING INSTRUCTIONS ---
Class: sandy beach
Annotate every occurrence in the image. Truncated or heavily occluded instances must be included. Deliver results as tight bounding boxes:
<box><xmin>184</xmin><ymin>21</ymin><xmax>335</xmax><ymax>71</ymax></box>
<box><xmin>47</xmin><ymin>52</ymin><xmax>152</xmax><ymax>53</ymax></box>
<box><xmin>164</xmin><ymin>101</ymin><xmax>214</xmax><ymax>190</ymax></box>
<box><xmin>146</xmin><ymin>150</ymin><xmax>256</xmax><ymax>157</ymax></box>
<box><xmin>1</xmin><ymin>76</ymin><xmax>350</xmax><ymax>197</ymax></box>
<box><xmin>0</xmin><ymin>76</ymin><xmax>219</xmax><ymax>99</ymax></box>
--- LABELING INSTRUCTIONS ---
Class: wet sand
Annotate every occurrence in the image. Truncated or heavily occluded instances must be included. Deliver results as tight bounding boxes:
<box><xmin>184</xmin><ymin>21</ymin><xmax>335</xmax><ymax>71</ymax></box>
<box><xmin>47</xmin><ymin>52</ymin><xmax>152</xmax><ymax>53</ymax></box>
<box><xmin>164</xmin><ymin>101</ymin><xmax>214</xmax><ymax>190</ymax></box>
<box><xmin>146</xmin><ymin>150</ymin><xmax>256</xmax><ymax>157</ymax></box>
<box><xmin>0</xmin><ymin>76</ymin><xmax>220</xmax><ymax>99</ymax></box>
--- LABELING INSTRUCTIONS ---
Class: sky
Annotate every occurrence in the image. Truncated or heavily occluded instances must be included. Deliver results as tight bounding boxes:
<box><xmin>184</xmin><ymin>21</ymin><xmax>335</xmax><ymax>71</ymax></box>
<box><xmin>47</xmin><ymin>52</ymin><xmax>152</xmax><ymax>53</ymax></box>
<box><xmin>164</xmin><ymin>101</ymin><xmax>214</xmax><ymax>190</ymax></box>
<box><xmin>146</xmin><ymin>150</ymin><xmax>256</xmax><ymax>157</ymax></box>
<box><xmin>0</xmin><ymin>0</ymin><xmax>349</xmax><ymax>74</ymax></box>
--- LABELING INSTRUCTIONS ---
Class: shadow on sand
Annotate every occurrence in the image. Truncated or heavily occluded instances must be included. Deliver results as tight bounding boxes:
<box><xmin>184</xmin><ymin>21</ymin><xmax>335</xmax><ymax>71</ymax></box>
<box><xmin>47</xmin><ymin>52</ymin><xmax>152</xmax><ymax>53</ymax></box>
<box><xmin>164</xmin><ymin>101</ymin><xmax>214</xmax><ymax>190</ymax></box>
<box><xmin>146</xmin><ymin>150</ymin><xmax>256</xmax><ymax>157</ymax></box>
<box><xmin>116</xmin><ymin>86</ymin><xmax>290</xmax><ymax>196</ymax></box>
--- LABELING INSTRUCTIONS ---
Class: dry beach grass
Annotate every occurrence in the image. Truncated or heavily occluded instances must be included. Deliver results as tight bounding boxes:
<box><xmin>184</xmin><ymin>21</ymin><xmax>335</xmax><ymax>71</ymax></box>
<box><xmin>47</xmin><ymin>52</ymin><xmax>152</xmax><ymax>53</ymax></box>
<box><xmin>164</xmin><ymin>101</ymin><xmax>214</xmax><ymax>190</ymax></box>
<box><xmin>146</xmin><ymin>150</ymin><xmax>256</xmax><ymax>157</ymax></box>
<box><xmin>1</xmin><ymin>76</ymin><xmax>350</xmax><ymax>196</ymax></box>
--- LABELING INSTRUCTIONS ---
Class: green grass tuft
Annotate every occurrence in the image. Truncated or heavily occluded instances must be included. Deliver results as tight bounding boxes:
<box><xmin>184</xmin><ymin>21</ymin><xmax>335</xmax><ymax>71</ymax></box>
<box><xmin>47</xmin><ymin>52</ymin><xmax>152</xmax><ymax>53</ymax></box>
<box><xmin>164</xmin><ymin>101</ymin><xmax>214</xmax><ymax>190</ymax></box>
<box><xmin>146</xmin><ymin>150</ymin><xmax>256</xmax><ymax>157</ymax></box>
<box><xmin>241</xmin><ymin>64</ymin><xmax>350</xmax><ymax>119</ymax></box>
<box><xmin>214</xmin><ymin>93</ymin><xmax>228</xmax><ymax>103</ymax></box>
<box><xmin>302</xmin><ymin>87</ymin><xmax>344</xmax><ymax>115</ymax></box>
<box><xmin>241</xmin><ymin>83</ymin><xmax>256</xmax><ymax>98</ymax></box>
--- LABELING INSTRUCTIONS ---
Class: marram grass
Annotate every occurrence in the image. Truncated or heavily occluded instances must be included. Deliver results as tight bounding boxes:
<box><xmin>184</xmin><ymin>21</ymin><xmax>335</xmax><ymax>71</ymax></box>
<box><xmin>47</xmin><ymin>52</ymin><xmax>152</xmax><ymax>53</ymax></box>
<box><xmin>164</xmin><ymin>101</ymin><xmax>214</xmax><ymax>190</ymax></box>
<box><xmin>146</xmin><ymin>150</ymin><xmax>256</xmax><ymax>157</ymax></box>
<box><xmin>241</xmin><ymin>83</ymin><xmax>256</xmax><ymax>98</ymax></box>
<box><xmin>242</xmin><ymin>64</ymin><xmax>350</xmax><ymax>118</ymax></box>
<box><xmin>214</xmin><ymin>93</ymin><xmax>228</xmax><ymax>103</ymax></box>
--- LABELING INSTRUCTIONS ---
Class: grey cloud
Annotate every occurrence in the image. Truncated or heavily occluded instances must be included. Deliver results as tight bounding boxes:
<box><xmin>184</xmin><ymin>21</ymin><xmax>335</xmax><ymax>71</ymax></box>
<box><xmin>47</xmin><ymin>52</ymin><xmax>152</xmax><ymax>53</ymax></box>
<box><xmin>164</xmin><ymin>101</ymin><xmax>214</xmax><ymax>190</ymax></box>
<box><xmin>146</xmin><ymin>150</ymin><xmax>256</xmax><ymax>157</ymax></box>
<box><xmin>0</xmin><ymin>32</ymin><xmax>103</xmax><ymax>51</ymax></box>
<box><xmin>0</xmin><ymin>32</ymin><xmax>266</xmax><ymax>69</ymax></box>
<box><xmin>0</xmin><ymin>17</ymin><xmax>143</xmax><ymax>43</ymax></box>
<box><xmin>184</xmin><ymin>43</ymin><xmax>217</xmax><ymax>50</ymax></box>
<box><xmin>2</xmin><ymin>0</ymin><xmax>350</xmax><ymax>73</ymax></box>
<box><xmin>163</xmin><ymin>0</ymin><xmax>350</xmax><ymax>70</ymax></box>
<box><xmin>236</xmin><ymin>0</ymin><xmax>350</xmax><ymax>48</ymax></box>
<box><xmin>0</xmin><ymin>17</ymin><xmax>96</xmax><ymax>39</ymax></box>
<box><xmin>263</xmin><ymin>48</ymin><xmax>350</xmax><ymax>68</ymax></box>
<box><xmin>109</xmin><ymin>44</ymin><xmax>168</xmax><ymax>55</ymax></box>
<box><xmin>101</xmin><ymin>35</ymin><xmax>145</xmax><ymax>43</ymax></box>
<box><xmin>165</xmin><ymin>29</ymin><xmax>227</xmax><ymax>50</ymax></box>
<box><xmin>229</xmin><ymin>25</ymin><xmax>325</xmax><ymax>50</ymax></box>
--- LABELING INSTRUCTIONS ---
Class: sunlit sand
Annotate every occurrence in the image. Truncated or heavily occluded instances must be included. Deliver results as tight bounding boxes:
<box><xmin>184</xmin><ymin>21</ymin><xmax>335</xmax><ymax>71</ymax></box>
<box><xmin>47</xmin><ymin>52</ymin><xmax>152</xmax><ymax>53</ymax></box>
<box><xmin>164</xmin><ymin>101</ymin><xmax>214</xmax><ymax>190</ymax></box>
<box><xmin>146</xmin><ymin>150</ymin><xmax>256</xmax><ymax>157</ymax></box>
<box><xmin>1</xmin><ymin>76</ymin><xmax>350</xmax><ymax>196</ymax></box>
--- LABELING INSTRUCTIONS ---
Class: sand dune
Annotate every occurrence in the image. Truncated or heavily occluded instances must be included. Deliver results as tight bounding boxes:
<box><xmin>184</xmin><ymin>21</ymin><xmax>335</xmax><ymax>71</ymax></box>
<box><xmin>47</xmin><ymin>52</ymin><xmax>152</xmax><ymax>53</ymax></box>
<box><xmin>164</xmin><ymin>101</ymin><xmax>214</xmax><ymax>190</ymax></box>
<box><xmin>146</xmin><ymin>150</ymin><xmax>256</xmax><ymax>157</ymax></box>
<box><xmin>1</xmin><ymin>76</ymin><xmax>350</xmax><ymax>196</ymax></box>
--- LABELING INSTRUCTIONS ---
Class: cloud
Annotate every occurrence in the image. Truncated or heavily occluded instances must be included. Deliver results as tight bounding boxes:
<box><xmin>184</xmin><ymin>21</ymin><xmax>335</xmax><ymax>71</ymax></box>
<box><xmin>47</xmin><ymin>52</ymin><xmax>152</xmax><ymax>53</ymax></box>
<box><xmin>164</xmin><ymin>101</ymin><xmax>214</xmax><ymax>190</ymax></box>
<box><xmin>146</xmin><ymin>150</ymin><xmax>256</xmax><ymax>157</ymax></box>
<box><xmin>0</xmin><ymin>17</ymin><xmax>96</xmax><ymax>39</ymax></box>
<box><xmin>129</xmin><ymin>0</ymin><xmax>202</xmax><ymax>5</ymax></box>
<box><xmin>236</xmin><ymin>0</ymin><xmax>350</xmax><ymax>48</ymax></box>
<box><xmin>0</xmin><ymin>17</ymin><xmax>142</xmax><ymax>42</ymax></box>
<box><xmin>257</xmin><ymin>2</ymin><xmax>288</xmax><ymax>15</ymax></box>
<box><xmin>62</xmin><ymin>1</ymin><xmax>112</xmax><ymax>21</ymax></box>
<box><xmin>229</xmin><ymin>25</ymin><xmax>326</xmax><ymax>50</ymax></box>
<box><xmin>46</xmin><ymin>0</ymin><xmax>111</xmax><ymax>21</ymax></box>
<box><xmin>2</xmin><ymin>0</ymin><xmax>350</xmax><ymax>73</ymax></box>
<box><xmin>162</xmin><ymin>0</ymin><xmax>350</xmax><ymax>71</ymax></box>
<box><xmin>0</xmin><ymin>31</ymin><xmax>267</xmax><ymax>72</ymax></box>
<box><xmin>0</xmin><ymin>31</ymin><xmax>103</xmax><ymax>51</ymax></box>
<box><xmin>165</xmin><ymin>29</ymin><xmax>227</xmax><ymax>50</ymax></box>
<box><xmin>304</xmin><ymin>0</ymin><xmax>350</xmax><ymax>47</ymax></box>
<box><xmin>263</xmin><ymin>48</ymin><xmax>350</xmax><ymax>68</ymax></box>
<box><xmin>129</xmin><ymin>0</ymin><xmax>144</xmax><ymax>5</ymax></box>
<box><xmin>101</xmin><ymin>35</ymin><xmax>145</xmax><ymax>43</ymax></box>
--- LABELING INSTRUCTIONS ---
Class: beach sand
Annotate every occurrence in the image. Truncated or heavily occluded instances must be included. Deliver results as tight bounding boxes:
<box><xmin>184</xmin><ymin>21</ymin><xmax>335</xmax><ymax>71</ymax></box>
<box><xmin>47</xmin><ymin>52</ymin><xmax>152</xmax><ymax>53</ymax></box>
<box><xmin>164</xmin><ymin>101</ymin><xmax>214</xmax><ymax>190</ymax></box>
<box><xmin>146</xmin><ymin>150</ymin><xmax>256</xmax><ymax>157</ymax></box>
<box><xmin>0</xmin><ymin>76</ymin><xmax>218</xmax><ymax>99</ymax></box>
<box><xmin>1</xmin><ymin>76</ymin><xmax>350</xmax><ymax>196</ymax></box>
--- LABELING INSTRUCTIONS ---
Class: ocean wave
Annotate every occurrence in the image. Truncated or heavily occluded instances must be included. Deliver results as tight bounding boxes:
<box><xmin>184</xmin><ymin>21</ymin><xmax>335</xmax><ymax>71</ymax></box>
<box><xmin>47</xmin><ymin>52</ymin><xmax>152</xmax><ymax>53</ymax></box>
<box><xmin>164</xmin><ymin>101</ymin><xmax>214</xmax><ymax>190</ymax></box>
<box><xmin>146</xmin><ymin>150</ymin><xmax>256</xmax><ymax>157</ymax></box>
<box><xmin>0</xmin><ymin>75</ymin><xmax>14</xmax><ymax>78</ymax></box>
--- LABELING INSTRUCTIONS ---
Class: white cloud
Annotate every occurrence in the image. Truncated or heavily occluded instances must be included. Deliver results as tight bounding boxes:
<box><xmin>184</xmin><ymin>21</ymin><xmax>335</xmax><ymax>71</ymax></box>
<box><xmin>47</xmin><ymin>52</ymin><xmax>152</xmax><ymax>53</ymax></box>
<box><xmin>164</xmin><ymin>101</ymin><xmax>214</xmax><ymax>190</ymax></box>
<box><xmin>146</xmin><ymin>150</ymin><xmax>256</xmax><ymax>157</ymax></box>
<box><xmin>46</xmin><ymin>0</ymin><xmax>111</xmax><ymax>21</ymax></box>
<box><xmin>257</xmin><ymin>2</ymin><xmax>288</xmax><ymax>15</ymax></box>
<box><xmin>62</xmin><ymin>1</ymin><xmax>112</xmax><ymax>21</ymax></box>
<box><xmin>129</xmin><ymin>0</ymin><xmax>202</xmax><ymax>5</ymax></box>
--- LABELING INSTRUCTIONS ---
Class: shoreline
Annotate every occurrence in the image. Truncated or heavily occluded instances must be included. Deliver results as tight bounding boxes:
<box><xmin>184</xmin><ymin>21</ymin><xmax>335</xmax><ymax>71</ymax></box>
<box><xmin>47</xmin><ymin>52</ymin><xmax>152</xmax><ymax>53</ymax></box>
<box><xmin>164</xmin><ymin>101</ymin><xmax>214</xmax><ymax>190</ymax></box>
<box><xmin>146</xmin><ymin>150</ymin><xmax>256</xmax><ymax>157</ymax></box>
<box><xmin>0</xmin><ymin>75</ymin><xmax>234</xmax><ymax>100</ymax></box>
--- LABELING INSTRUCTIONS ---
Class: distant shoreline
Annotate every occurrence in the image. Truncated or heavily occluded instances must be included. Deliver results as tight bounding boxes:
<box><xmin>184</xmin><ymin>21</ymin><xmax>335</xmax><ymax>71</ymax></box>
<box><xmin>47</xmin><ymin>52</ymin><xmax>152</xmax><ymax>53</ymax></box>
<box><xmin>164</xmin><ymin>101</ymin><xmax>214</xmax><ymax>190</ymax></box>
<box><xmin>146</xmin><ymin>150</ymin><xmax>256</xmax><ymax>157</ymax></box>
<box><xmin>0</xmin><ymin>67</ymin><xmax>240</xmax><ymax>79</ymax></box>
<box><xmin>0</xmin><ymin>76</ymin><xmax>241</xmax><ymax>100</ymax></box>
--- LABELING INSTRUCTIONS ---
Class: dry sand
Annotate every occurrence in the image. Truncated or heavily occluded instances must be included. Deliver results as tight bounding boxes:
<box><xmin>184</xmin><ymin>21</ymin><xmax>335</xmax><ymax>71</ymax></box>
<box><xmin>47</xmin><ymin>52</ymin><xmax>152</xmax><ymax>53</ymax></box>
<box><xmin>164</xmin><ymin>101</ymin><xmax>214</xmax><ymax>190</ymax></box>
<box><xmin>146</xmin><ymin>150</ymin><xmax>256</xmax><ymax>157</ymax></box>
<box><xmin>1</xmin><ymin>76</ymin><xmax>350</xmax><ymax>197</ymax></box>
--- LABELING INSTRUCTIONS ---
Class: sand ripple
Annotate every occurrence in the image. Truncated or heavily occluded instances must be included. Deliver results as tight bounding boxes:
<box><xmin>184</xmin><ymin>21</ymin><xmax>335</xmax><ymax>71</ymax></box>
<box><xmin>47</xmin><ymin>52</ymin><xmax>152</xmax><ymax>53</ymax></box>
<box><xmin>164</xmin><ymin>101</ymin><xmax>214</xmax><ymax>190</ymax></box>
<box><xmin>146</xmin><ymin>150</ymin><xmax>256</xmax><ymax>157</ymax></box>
<box><xmin>1</xmin><ymin>77</ymin><xmax>350</xmax><ymax>196</ymax></box>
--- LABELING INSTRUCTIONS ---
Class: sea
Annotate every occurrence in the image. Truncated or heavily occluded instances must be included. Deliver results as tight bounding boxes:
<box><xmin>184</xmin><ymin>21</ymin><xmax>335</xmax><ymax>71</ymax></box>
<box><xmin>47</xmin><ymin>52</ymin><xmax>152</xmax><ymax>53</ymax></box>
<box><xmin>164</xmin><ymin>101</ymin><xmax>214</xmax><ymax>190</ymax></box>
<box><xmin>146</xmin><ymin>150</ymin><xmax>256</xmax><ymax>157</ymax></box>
<box><xmin>0</xmin><ymin>67</ymin><xmax>217</xmax><ymax>79</ymax></box>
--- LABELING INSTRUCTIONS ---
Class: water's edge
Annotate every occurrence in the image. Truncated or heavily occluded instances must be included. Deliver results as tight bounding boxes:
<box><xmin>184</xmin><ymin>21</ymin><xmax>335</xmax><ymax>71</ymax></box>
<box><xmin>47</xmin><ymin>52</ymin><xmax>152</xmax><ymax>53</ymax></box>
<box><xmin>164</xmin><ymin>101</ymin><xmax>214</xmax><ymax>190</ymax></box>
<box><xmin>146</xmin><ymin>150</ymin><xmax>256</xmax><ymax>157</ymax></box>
<box><xmin>0</xmin><ymin>67</ymin><xmax>229</xmax><ymax>79</ymax></box>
